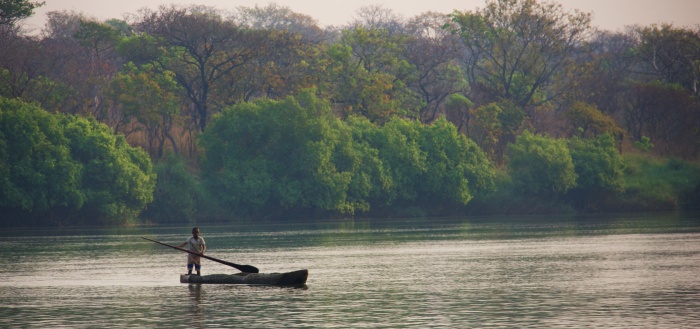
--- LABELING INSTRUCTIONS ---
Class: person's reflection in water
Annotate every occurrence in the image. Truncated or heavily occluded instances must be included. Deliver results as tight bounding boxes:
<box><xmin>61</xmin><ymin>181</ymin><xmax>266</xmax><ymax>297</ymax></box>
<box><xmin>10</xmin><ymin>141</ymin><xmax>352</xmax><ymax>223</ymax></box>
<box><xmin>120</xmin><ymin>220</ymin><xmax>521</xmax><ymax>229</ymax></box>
<box><xmin>188</xmin><ymin>283</ymin><xmax>205</xmax><ymax>329</ymax></box>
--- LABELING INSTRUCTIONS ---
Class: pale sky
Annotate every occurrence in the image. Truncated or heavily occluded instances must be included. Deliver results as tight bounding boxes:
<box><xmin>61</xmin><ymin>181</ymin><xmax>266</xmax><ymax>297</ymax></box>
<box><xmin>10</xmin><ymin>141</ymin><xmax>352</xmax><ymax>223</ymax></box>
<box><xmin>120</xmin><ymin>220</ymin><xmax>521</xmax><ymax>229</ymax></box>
<box><xmin>22</xmin><ymin>0</ymin><xmax>700</xmax><ymax>33</ymax></box>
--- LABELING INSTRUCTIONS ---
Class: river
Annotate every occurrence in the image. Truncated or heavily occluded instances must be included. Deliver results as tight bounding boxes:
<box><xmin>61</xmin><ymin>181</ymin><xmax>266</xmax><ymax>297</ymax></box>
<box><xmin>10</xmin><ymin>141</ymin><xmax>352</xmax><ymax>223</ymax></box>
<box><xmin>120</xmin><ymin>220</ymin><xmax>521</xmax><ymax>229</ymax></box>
<box><xmin>1</xmin><ymin>212</ymin><xmax>699</xmax><ymax>328</ymax></box>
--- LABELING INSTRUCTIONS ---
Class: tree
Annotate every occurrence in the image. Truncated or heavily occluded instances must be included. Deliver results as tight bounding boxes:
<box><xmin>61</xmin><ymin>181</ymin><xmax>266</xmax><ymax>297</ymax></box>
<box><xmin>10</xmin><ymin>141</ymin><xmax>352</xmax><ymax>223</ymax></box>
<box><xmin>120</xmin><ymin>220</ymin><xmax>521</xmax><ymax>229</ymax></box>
<box><xmin>623</xmin><ymin>81</ymin><xmax>700</xmax><ymax>158</ymax></box>
<box><xmin>350</xmin><ymin>5</ymin><xmax>405</xmax><ymax>34</ymax></box>
<box><xmin>0</xmin><ymin>97</ymin><xmax>155</xmax><ymax>226</ymax></box>
<box><xmin>231</xmin><ymin>3</ymin><xmax>324</xmax><ymax>40</ymax></box>
<box><xmin>564</xmin><ymin>101</ymin><xmax>624</xmax><ymax>139</ymax></box>
<box><xmin>0</xmin><ymin>29</ymin><xmax>43</xmax><ymax>99</ymax></box>
<box><xmin>140</xmin><ymin>153</ymin><xmax>202</xmax><ymax>223</ymax></box>
<box><xmin>404</xmin><ymin>12</ymin><xmax>467</xmax><ymax>123</ymax></box>
<box><xmin>200</xmin><ymin>89</ymin><xmax>357</xmax><ymax>217</ymax></box>
<box><xmin>344</xmin><ymin>116</ymin><xmax>392</xmax><ymax>211</ymax></box>
<box><xmin>448</xmin><ymin>0</ymin><xmax>592</xmax><ymax>110</ymax></box>
<box><xmin>508</xmin><ymin>131</ymin><xmax>577</xmax><ymax>197</ymax></box>
<box><xmin>219</xmin><ymin>28</ymin><xmax>322</xmax><ymax>103</ymax></box>
<box><xmin>416</xmin><ymin>117</ymin><xmax>495</xmax><ymax>208</ymax></box>
<box><xmin>567</xmin><ymin>133</ymin><xmax>625</xmax><ymax>209</ymax></box>
<box><xmin>576</xmin><ymin>30</ymin><xmax>638</xmax><ymax>115</ymax></box>
<box><xmin>73</xmin><ymin>19</ymin><xmax>121</xmax><ymax>63</ymax></box>
<box><xmin>0</xmin><ymin>6</ymin><xmax>67</xmax><ymax>110</ymax></box>
<box><xmin>60</xmin><ymin>114</ymin><xmax>156</xmax><ymax>224</ymax></box>
<box><xmin>444</xmin><ymin>93</ymin><xmax>474</xmax><ymax>134</ymax></box>
<box><xmin>225</xmin><ymin>4</ymin><xmax>326</xmax><ymax>102</ymax></box>
<box><xmin>351</xmin><ymin>115</ymin><xmax>494</xmax><ymax>211</ymax></box>
<box><xmin>108</xmin><ymin>62</ymin><xmax>182</xmax><ymax>157</ymax></box>
<box><xmin>323</xmin><ymin>26</ymin><xmax>422</xmax><ymax>123</ymax></box>
<box><xmin>115</xmin><ymin>33</ymin><xmax>163</xmax><ymax>66</ymax></box>
<box><xmin>136</xmin><ymin>5</ymin><xmax>259</xmax><ymax>132</ymax></box>
<box><xmin>634</xmin><ymin>24</ymin><xmax>700</xmax><ymax>96</ymax></box>
<box><xmin>0</xmin><ymin>0</ymin><xmax>44</xmax><ymax>26</ymax></box>
<box><xmin>470</xmin><ymin>103</ymin><xmax>503</xmax><ymax>159</ymax></box>
<box><xmin>0</xmin><ymin>97</ymin><xmax>82</xmax><ymax>226</ymax></box>
<box><xmin>366</xmin><ymin>117</ymin><xmax>427</xmax><ymax>203</ymax></box>
<box><xmin>39</xmin><ymin>11</ymin><xmax>120</xmax><ymax>117</ymax></box>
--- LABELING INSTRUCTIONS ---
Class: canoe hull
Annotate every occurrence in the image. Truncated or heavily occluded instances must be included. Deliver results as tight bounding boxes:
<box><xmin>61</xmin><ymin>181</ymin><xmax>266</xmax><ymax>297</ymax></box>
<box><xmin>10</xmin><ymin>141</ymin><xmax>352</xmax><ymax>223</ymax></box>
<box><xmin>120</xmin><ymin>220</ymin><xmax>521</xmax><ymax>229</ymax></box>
<box><xmin>180</xmin><ymin>269</ymin><xmax>308</xmax><ymax>286</ymax></box>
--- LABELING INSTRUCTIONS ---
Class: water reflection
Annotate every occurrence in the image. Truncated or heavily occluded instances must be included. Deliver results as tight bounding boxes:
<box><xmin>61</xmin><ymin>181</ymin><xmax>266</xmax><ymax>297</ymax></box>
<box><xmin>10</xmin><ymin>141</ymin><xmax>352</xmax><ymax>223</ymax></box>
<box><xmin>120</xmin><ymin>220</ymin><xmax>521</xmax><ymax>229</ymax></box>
<box><xmin>1</xmin><ymin>213</ymin><xmax>699</xmax><ymax>328</ymax></box>
<box><xmin>187</xmin><ymin>284</ymin><xmax>205</xmax><ymax>329</ymax></box>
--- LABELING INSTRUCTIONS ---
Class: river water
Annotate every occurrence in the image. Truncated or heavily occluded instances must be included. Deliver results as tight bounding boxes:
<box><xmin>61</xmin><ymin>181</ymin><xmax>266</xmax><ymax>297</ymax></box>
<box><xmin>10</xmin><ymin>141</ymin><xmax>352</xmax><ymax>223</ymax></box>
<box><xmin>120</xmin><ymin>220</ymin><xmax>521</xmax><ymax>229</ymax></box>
<box><xmin>1</xmin><ymin>212</ymin><xmax>699</xmax><ymax>328</ymax></box>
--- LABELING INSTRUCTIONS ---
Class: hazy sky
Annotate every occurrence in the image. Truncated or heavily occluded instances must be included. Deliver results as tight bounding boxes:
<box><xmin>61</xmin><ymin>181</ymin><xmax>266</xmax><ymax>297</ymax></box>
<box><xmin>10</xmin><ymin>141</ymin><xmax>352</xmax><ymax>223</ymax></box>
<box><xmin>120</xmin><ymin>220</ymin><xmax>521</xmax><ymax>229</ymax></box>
<box><xmin>23</xmin><ymin>0</ymin><xmax>700</xmax><ymax>33</ymax></box>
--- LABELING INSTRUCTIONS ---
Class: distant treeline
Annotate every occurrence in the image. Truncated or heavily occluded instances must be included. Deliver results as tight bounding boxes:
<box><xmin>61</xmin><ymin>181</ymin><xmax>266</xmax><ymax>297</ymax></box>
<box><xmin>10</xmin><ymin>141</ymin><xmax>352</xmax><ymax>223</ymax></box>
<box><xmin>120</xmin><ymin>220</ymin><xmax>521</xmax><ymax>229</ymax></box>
<box><xmin>1</xmin><ymin>0</ymin><xmax>700</xmax><ymax>226</ymax></box>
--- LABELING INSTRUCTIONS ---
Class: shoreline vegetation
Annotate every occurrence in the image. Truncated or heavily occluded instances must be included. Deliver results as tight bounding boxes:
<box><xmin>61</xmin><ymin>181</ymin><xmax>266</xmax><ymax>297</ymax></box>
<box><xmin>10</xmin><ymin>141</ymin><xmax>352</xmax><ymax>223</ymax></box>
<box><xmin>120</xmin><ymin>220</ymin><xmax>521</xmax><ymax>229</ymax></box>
<box><xmin>1</xmin><ymin>0</ymin><xmax>699</xmax><ymax>227</ymax></box>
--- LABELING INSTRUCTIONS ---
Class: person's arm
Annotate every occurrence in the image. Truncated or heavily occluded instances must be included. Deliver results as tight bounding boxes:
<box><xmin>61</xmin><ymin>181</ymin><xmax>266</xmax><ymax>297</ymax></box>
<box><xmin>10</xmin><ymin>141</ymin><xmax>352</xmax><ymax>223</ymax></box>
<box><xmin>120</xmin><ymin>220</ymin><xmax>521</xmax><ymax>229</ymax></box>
<box><xmin>200</xmin><ymin>244</ymin><xmax>206</xmax><ymax>255</ymax></box>
<box><xmin>177</xmin><ymin>240</ymin><xmax>188</xmax><ymax>248</ymax></box>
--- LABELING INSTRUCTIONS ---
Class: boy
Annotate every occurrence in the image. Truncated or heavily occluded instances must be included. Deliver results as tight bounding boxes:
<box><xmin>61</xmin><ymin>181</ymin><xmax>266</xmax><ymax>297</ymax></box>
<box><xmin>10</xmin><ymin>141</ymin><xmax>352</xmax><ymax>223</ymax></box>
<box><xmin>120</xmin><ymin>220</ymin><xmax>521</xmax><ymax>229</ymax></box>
<box><xmin>177</xmin><ymin>227</ymin><xmax>206</xmax><ymax>276</ymax></box>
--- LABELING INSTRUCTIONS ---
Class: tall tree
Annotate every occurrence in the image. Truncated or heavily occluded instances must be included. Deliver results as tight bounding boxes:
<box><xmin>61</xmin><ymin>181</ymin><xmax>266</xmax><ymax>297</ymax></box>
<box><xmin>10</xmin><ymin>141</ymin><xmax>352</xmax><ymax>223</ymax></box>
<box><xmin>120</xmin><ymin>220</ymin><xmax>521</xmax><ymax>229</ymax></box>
<box><xmin>634</xmin><ymin>24</ymin><xmax>700</xmax><ymax>96</ymax></box>
<box><xmin>623</xmin><ymin>81</ymin><xmax>700</xmax><ymax>158</ymax></box>
<box><xmin>0</xmin><ymin>1</ymin><xmax>51</xmax><ymax>108</ymax></box>
<box><xmin>39</xmin><ymin>11</ymin><xmax>120</xmax><ymax>116</ymax></box>
<box><xmin>324</xmin><ymin>25</ymin><xmax>422</xmax><ymax>123</ymax></box>
<box><xmin>564</xmin><ymin>101</ymin><xmax>624</xmax><ymax>139</ymax></box>
<box><xmin>136</xmin><ymin>5</ymin><xmax>258</xmax><ymax>132</ymax></box>
<box><xmin>231</xmin><ymin>3</ymin><xmax>324</xmax><ymax>40</ymax></box>
<box><xmin>226</xmin><ymin>4</ymin><xmax>326</xmax><ymax>101</ymax></box>
<box><xmin>108</xmin><ymin>62</ymin><xmax>182</xmax><ymax>157</ymax></box>
<box><xmin>575</xmin><ymin>30</ymin><xmax>639</xmax><ymax>115</ymax></box>
<box><xmin>0</xmin><ymin>0</ymin><xmax>43</xmax><ymax>27</ymax></box>
<box><xmin>448</xmin><ymin>0</ymin><xmax>592</xmax><ymax>110</ymax></box>
<box><xmin>404</xmin><ymin>12</ymin><xmax>467</xmax><ymax>123</ymax></box>
<box><xmin>0</xmin><ymin>28</ymin><xmax>42</xmax><ymax>99</ymax></box>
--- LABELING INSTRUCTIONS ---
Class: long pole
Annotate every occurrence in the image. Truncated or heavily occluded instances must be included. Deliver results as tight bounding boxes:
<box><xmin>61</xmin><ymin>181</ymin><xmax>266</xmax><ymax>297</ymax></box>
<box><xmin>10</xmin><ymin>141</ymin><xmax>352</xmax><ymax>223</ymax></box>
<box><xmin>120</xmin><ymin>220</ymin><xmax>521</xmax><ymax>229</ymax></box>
<box><xmin>141</xmin><ymin>237</ymin><xmax>259</xmax><ymax>273</ymax></box>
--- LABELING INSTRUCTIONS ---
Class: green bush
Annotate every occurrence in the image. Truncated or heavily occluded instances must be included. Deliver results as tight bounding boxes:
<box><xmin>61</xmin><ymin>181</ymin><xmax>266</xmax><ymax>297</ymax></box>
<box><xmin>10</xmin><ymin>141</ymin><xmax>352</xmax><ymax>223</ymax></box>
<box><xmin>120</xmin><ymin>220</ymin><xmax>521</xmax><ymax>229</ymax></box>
<box><xmin>416</xmin><ymin>117</ymin><xmax>495</xmax><ymax>208</ymax></box>
<box><xmin>140</xmin><ymin>153</ymin><xmax>202</xmax><ymax>223</ymax></box>
<box><xmin>356</xmin><ymin>116</ymin><xmax>495</xmax><ymax>213</ymax></box>
<box><xmin>200</xmin><ymin>89</ymin><xmax>357</xmax><ymax>218</ymax></box>
<box><xmin>0</xmin><ymin>98</ymin><xmax>83</xmax><ymax>221</ymax></box>
<box><xmin>0</xmin><ymin>97</ymin><xmax>155</xmax><ymax>226</ymax></box>
<box><xmin>616</xmin><ymin>154</ymin><xmax>700</xmax><ymax>210</ymax></box>
<box><xmin>200</xmin><ymin>90</ymin><xmax>496</xmax><ymax>219</ymax></box>
<box><xmin>507</xmin><ymin>131</ymin><xmax>577</xmax><ymax>197</ymax></box>
<box><xmin>566</xmin><ymin>134</ymin><xmax>625</xmax><ymax>209</ymax></box>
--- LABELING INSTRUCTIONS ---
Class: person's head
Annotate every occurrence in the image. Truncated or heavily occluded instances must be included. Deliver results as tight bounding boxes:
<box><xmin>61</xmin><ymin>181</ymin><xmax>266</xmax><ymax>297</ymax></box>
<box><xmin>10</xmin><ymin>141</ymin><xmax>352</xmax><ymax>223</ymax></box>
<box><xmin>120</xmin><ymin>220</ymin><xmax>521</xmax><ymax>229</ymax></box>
<box><xmin>192</xmin><ymin>227</ymin><xmax>200</xmax><ymax>238</ymax></box>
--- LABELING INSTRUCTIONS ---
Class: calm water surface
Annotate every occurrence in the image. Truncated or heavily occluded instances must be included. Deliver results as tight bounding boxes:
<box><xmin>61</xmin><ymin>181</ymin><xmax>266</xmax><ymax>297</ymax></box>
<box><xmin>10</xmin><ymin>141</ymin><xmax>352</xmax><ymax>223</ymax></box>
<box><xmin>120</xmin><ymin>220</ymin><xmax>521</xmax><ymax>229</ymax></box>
<box><xmin>1</xmin><ymin>212</ymin><xmax>699</xmax><ymax>328</ymax></box>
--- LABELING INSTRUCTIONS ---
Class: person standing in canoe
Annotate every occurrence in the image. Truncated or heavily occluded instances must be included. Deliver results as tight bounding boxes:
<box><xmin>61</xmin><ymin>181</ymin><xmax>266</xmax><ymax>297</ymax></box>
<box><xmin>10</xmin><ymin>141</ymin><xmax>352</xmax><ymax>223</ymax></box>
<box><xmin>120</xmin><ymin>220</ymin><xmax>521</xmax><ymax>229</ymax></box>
<box><xmin>177</xmin><ymin>227</ymin><xmax>206</xmax><ymax>276</ymax></box>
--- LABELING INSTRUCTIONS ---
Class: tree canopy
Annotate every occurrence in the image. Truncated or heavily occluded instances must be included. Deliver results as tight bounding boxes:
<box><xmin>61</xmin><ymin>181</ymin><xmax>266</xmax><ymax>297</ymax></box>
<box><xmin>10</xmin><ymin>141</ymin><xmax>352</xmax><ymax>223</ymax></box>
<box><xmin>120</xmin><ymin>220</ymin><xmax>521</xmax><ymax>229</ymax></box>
<box><xmin>0</xmin><ymin>97</ymin><xmax>155</xmax><ymax>226</ymax></box>
<box><xmin>0</xmin><ymin>0</ymin><xmax>43</xmax><ymax>26</ymax></box>
<box><xmin>2</xmin><ymin>0</ymin><xmax>700</xmax><ymax>225</ymax></box>
<box><xmin>508</xmin><ymin>131</ymin><xmax>577</xmax><ymax>197</ymax></box>
<box><xmin>200</xmin><ymin>89</ymin><xmax>495</xmax><ymax>218</ymax></box>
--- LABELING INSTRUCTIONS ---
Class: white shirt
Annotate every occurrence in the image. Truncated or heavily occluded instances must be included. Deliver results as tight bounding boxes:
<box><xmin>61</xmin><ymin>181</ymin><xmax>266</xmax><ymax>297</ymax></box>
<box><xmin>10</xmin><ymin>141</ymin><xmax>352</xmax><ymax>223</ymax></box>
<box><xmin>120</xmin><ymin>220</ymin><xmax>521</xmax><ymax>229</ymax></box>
<box><xmin>186</xmin><ymin>236</ymin><xmax>206</xmax><ymax>253</ymax></box>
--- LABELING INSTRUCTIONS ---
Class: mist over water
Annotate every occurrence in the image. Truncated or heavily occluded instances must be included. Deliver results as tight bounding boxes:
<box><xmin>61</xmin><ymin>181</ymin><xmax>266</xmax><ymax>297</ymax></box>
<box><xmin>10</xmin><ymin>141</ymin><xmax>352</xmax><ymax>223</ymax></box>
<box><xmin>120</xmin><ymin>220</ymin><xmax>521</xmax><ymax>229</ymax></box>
<box><xmin>2</xmin><ymin>213</ymin><xmax>699</xmax><ymax>328</ymax></box>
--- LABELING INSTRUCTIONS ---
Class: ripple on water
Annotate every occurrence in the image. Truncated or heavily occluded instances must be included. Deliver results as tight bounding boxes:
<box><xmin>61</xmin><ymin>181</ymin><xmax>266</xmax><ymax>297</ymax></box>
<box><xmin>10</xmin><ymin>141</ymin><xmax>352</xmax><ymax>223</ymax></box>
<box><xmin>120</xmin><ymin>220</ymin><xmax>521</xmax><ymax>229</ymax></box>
<box><xmin>1</xmin><ymin>217</ymin><xmax>700</xmax><ymax>328</ymax></box>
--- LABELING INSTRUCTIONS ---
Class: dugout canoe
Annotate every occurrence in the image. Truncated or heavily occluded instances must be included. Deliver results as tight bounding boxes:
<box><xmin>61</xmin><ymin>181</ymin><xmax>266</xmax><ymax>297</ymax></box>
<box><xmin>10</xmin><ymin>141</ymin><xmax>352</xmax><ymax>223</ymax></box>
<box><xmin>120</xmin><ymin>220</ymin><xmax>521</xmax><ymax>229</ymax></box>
<box><xmin>180</xmin><ymin>269</ymin><xmax>308</xmax><ymax>286</ymax></box>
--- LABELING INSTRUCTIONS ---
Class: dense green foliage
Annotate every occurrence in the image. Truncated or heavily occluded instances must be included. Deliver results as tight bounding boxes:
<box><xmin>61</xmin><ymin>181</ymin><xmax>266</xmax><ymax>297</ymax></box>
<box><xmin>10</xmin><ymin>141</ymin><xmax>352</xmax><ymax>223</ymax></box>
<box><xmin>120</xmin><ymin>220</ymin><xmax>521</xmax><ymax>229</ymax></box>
<box><xmin>0</xmin><ymin>98</ymin><xmax>81</xmax><ymax>218</ymax></box>
<box><xmin>140</xmin><ymin>153</ymin><xmax>202</xmax><ymax>224</ymax></box>
<box><xmin>2</xmin><ymin>0</ymin><xmax>700</xmax><ymax>225</ymax></box>
<box><xmin>200</xmin><ymin>90</ymin><xmax>356</xmax><ymax>217</ymax></box>
<box><xmin>0</xmin><ymin>97</ymin><xmax>155</xmax><ymax>226</ymax></box>
<box><xmin>367</xmin><ymin>116</ymin><xmax>495</xmax><ymax>212</ymax></box>
<box><xmin>200</xmin><ymin>90</ymin><xmax>495</xmax><ymax>218</ymax></box>
<box><xmin>614</xmin><ymin>155</ymin><xmax>700</xmax><ymax>211</ymax></box>
<box><xmin>565</xmin><ymin>134</ymin><xmax>625</xmax><ymax>210</ymax></box>
<box><xmin>568</xmin><ymin>134</ymin><xmax>625</xmax><ymax>193</ymax></box>
<box><xmin>507</xmin><ymin>131</ymin><xmax>577</xmax><ymax>197</ymax></box>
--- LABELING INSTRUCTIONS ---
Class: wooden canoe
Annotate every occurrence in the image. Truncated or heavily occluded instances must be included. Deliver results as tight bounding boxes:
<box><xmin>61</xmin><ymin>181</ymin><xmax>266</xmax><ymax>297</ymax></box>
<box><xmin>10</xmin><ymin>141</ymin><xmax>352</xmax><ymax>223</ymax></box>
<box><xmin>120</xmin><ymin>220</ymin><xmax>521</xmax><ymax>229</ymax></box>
<box><xmin>180</xmin><ymin>269</ymin><xmax>308</xmax><ymax>286</ymax></box>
